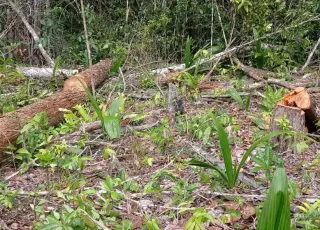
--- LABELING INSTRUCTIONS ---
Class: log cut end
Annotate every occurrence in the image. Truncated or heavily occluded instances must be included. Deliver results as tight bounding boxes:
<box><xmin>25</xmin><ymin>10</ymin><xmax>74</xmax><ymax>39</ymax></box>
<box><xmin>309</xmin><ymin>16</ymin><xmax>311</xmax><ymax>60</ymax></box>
<box><xmin>280</xmin><ymin>87</ymin><xmax>311</xmax><ymax>110</ymax></box>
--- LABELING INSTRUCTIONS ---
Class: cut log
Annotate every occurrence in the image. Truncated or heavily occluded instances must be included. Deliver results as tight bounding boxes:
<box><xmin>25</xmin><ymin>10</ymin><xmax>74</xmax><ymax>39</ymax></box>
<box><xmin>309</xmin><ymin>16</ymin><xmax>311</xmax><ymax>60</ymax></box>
<box><xmin>271</xmin><ymin>104</ymin><xmax>305</xmax><ymax>153</ymax></box>
<box><xmin>0</xmin><ymin>59</ymin><xmax>112</xmax><ymax>160</ymax></box>
<box><xmin>16</xmin><ymin>67</ymin><xmax>78</xmax><ymax>78</ymax></box>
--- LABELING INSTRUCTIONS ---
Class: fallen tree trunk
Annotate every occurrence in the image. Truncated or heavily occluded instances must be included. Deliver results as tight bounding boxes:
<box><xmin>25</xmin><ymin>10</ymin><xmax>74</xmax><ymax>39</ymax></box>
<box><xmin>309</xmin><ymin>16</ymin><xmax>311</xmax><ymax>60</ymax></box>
<box><xmin>17</xmin><ymin>67</ymin><xmax>79</xmax><ymax>78</ymax></box>
<box><xmin>0</xmin><ymin>59</ymin><xmax>112</xmax><ymax>160</ymax></box>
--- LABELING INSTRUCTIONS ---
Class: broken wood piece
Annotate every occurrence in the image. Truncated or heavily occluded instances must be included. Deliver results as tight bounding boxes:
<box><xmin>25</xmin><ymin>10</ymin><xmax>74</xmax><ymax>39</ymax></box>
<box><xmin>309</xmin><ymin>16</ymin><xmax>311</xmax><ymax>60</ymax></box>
<box><xmin>271</xmin><ymin>104</ymin><xmax>305</xmax><ymax>153</ymax></box>
<box><xmin>233</xmin><ymin>57</ymin><xmax>277</xmax><ymax>81</ymax></box>
<box><xmin>155</xmin><ymin>69</ymin><xmax>180</xmax><ymax>86</ymax></box>
<box><xmin>0</xmin><ymin>60</ymin><xmax>112</xmax><ymax>160</ymax></box>
<box><xmin>198</xmin><ymin>82</ymin><xmax>220</xmax><ymax>89</ymax></box>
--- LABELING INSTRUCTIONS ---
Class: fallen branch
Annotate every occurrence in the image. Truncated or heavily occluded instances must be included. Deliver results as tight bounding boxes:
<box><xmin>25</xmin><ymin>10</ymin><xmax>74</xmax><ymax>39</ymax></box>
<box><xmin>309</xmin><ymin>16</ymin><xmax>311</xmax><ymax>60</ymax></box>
<box><xmin>17</xmin><ymin>67</ymin><xmax>78</xmax><ymax>78</ymax></box>
<box><xmin>201</xmin><ymin>92</ymin><xmax>260</xmax><ymax>99</ymax></box>
<box><xmin>234</xmin><ymin>57</ymin><xmax>318</xmax><ymax>90</ymax></box>
<box><xmin>66</xmin><ymin>120</ymin><xmax>160</xmax><ymax>144</ymax></box>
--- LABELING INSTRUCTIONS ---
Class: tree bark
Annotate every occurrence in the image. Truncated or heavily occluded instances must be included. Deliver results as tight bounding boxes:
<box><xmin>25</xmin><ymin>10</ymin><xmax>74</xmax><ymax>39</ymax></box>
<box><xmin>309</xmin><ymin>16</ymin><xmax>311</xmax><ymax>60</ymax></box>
<box><xmin>7</xmin><ymin>0</ymin><xmax>54</xmax><ymax>67</ymax></box>
<box><xmin>305</xmin><ymin>93</ymin><xmax>320</xmax><ymax>132</ymax></box>
<box><xmin>0</xmin><ymin>59</ymin><xmax>112</xmax><ymax>160</ymax></box>
<box><xmin>271</xmin><ymin>104</ymin><xmax>305</xmax><ymax>153</ymax></box>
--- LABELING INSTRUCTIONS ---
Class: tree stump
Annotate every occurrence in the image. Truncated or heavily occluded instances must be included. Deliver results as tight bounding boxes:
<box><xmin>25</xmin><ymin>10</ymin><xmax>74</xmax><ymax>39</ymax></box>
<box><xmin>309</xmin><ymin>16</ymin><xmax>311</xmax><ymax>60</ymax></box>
<box><xmin>271</xmin><ymin>104</ymin><xmax>305</xmax><ymax>153</ymax></box>
<box><xmin>305</xmin><ymin>93</ymin><xmax>320</xmax><ymax>132</ymax></box>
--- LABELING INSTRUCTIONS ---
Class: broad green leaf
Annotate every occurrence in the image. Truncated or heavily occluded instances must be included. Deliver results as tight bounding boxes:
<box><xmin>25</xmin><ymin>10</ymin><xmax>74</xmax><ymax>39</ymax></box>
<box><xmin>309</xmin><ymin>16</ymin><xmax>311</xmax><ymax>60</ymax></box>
<box><xmin>74</xmin><ymin>105</ymin><xmax>91</xmax><ymax>122</ymax></box>
<box><xmin>227</xmin><ymin>88</ymin><xmax>244</xmax><ymax>108</ymax></box>
<box><xmin>256</xmin><ymin>167</ymin><xmax>290</xmax><ymax>230</ymax></box>
<box><xmin>17</xmin><ymin>148</ymin><xmax>30</xmax><ymax>154</ymax></box>
<box><xmin>103</xmin><ymin>116</ymin><xmax>121</xmax><ymax>138</ymax></box>
<box><xmin>108</xmin><ymin>96</ymin><xmax>125</xmax><ymax>116</ymax></box>
<box><xmin>296</xmin><ymin>141</ymin><xmax>308</xmax><ymax>155</ymax></box>
<box><xmin>81</xmin><ymin>214</ymin><xmax>95</xmax><ymax>228</ymax></box>
<box><xmin>184</xmin><ymin>36</ymin><xmax>192</xmax><ymax>68</ymax></box>
<box><xmin>202</xmin><ymin>127</ymin><xmax>211</xmax><ymax>144</ymax></box>
<box><xmin>39</xmin><ymin>223</ymin><xmax>62</xmax><ymax>230</ymax></box>
<box><xmin>212</xmin><ymin>114</ymin><xmax>234</xmax><ymax>187</ymax></box>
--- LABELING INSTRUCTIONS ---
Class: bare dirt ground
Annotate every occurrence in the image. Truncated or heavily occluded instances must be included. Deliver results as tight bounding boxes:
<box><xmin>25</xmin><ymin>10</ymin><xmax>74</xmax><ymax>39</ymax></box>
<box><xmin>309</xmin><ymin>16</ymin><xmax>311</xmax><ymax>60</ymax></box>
<box><xmin>0</xmin><ymin>75</ymin><xmax>319</xmax><ymax>230</ymax></box>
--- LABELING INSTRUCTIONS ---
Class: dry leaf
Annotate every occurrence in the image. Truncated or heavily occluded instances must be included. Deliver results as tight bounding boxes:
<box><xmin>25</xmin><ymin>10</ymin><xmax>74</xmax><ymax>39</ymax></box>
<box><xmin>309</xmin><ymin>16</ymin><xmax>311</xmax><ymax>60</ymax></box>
<box><xmin>224</xmin><ymin>201</ymin><xmax>240</xmax><ymax>210</ymax></box>
<box><xmin>241</xmin><ymin>203</ymin><xmax>256</xmax><ymax>220</ymax></box>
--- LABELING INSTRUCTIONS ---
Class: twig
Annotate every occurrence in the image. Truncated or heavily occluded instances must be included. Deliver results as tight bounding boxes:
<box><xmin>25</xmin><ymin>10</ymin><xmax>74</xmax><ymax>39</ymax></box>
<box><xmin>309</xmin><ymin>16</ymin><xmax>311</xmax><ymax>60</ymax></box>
<box><xmin>77</xmin><ymin>120</ymin><xmax>160</xmax><ymax>135</ymax></box>
<box><xmin>302</xmin><ymin>37</ymin><xmax>320</xmax><ymax>72</ymax></box>
<box><xmin>126</xmin><ymin>93</ymin><xmax>151</xmax><ymax>100</ymax></box>
<box><xmin>215</xmin><ymin>1</ymin><xmax>227</xmax><ymax>46</ymax></box>
<box><xmin>4</xmin><ymin>171</ymin><xmax>20</xmax><ymax>181</ymax></box>
<box><xmin>119</xmin><ymin>67</ymin><xmax>126</xmax><ymax>93</ymax></box>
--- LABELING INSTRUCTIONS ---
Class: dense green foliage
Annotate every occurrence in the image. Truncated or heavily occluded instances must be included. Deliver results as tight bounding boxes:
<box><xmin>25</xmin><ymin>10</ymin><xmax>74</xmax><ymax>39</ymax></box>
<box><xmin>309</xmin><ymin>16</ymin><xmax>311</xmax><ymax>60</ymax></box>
<box><xmin>0</xmin><ymin>0</ymin><xmax>319</xmax><ymax>68</ymax></box>
<box><xmin>0</xmin><ymin>1</ymin><xmax>320</xmax><ymax>229</ymax></box>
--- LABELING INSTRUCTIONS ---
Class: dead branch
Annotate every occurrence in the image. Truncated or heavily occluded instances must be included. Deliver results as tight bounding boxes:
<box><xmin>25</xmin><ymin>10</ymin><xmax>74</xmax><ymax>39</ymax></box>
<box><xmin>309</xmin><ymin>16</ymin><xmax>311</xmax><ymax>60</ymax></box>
<box><xmin>201</xmin><ymin>92</ymin><xmax>260</xmax><ymax>99</ymax></box>
<box><xmin>73</xmin><ymin>120</ymin><xmax>160</xmax><ymax>137</ymax></box>
<box><xmin>234</xmin><ymin>57</ymin><xmax>319</xmax><ymax>90</ymax></box>
<box><xmin>302</xmin><ymin>37</ymin><xmax>320</xmax><ymax>72</ymax></box>
<box><xmin>16</xmin><ymin>67</ymin><xmax>78</xmax><ymax>78</ymax></box>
